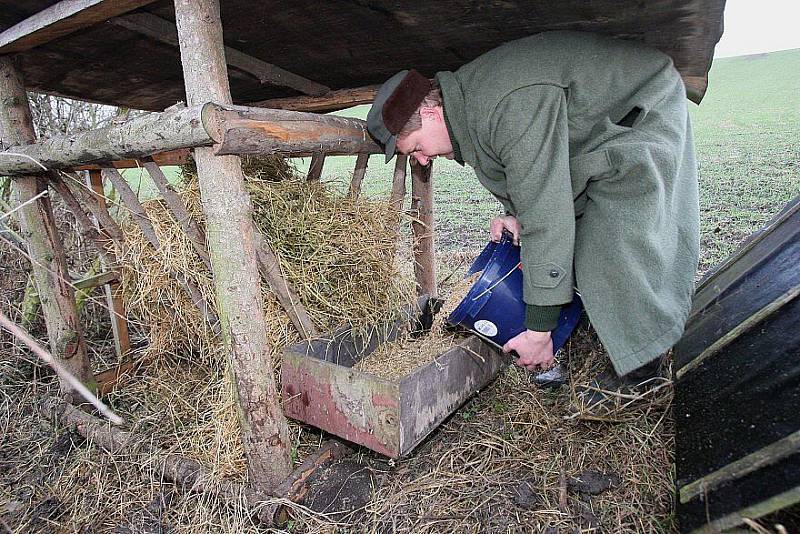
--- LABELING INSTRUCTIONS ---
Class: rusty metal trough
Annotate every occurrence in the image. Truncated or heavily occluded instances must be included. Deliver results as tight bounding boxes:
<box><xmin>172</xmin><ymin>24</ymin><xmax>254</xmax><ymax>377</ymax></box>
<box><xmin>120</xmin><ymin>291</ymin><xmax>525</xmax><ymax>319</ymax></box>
<box><xmin>281</xmin><ymin>300</ymin><xmax>507</xmax><ymax>458</ymax></box>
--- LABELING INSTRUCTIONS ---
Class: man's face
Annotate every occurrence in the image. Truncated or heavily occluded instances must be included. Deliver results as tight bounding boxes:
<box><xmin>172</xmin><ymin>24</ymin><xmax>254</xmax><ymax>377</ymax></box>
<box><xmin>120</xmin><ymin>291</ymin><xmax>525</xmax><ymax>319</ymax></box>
<box><xmin>395</xmin><ymin>106</ymin><xmax>454</xmax><ymax>166</ymax></box>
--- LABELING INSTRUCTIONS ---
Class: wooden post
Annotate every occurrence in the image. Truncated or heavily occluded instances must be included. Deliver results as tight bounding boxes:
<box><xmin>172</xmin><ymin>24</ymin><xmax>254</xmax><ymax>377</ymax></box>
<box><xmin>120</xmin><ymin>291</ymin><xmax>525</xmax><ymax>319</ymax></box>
<box><xmin>410</xmin><ymin>161</ymin><xmax>437</xmax><ymax>297</ymax></box>
<box><xmin>0</xmin><ymin>56</ymin><xmax>94</xmax><ymax>394</ymax></box>
<box><xmin>305</xmin><ymin>153</ymin><xmax>324</xmax><ymax>181</ymax></box>
<box><xmin>389</xmin><ymin>155</ymin><xmax>408</xmax><ymax>235</ymax></box>
<box><xmin>347</xmin><ymin>154</ymin><xmax>369</xmax><ymax>200</ymax></box>
<box><xmin>86</xmin><ymin>170</ymin><xmax>130</xmax><ymax>358</ymax></box>
<box><xmin>174</xmin><ymin>0</ymin><xmax>292</xmax><ymax>489</ymax></box>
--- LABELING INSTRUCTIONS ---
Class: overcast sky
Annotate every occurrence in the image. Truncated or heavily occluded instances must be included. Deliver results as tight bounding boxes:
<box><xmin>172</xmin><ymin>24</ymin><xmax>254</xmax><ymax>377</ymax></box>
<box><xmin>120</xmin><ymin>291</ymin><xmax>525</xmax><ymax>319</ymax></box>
<box><xmin>714</xmin><ymin>0</ymin><xmax>800</xmax><ymax>58</ymax></box>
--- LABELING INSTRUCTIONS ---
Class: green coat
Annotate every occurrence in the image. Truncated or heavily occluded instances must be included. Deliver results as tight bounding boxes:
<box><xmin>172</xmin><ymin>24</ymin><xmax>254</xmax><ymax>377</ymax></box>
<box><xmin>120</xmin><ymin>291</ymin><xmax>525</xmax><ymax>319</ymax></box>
<box><xmin>436</xmin><ymin>31</ymin><xmax>699</xmax><ymax>376</ymax></box>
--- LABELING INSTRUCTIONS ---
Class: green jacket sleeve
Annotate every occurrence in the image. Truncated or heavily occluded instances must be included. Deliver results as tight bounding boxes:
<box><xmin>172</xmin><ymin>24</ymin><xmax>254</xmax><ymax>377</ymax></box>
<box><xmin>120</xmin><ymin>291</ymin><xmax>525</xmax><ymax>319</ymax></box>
<box><xmin>488</xmin><ymin>84</ymin><xmax>574</xmax><ymax>309</ymax></box>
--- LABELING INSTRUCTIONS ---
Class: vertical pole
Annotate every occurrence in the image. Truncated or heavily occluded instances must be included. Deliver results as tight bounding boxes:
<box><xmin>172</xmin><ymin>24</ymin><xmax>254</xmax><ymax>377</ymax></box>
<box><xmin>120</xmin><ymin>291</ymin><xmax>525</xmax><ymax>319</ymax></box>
<box><xmin>305</xmin><ymin>153</ymin><xmax>325</xmax><ymax>181</ymax></box>
<box><xmin>173</xmin><ymin>0</ymin><xmax>291</xmax><ymax>489</ymax></box>
<box><xmin>347</xmin><ymin>153</ymin><xmax>369</xmax><ymax>200</ymax></box>
<box><xmin>389</xmin><ymin>155</ymin><xmax>408</xmax><ymax>232</ymax></box>
<box><xmin>86</xmin><ymin>170</ymin><xmax>130</xmax><ymax>358</ymax></box>
<box><xmin>0</xmin><ymin>56</ymin><xmax>94</xmax><ymax>394</ymax></box>
<box><xmin>410</xmin><ymin>161</ymin><xmax>437</xmax><ymax>297</ymax></box>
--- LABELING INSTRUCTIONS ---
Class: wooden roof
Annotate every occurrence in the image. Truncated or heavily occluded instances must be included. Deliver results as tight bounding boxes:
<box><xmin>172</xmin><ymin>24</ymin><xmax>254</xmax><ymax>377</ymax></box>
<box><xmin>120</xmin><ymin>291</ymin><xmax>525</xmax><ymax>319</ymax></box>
<box><xmin>0</xmin><ymin>0</ymin><xmax>725</xmax><ymax>111</ymax></box>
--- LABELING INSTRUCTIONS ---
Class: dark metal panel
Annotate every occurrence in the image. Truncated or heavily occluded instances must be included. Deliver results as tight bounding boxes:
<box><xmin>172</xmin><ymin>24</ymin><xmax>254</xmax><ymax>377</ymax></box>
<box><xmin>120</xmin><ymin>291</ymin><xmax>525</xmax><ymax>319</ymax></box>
<box><xmin>678</xmin><ymin>452</ymin><xmax>800</xmax><ymax>533</ymax></box>
<box><xmin>675</xmin><ymin>209</ymin><xmax>800</xmax><ymax>371</ymax></box>
<box><xmin>675</xmin><ymin>295</ymin><xmax>800</xmax><ymax>485</ymax></box>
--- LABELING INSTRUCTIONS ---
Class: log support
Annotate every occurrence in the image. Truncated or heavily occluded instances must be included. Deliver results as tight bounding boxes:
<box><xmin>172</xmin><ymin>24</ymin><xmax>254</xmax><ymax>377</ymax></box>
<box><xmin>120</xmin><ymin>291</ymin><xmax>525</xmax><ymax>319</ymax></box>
<box><xmin>410</xmin><ymin>162</ymin><xmax>437</xmax><ymax>297</ymax></box>
<box><xmin>174</xmin><ymin>0</ymin><xmax>292</xmax><ymax>490</ymax></box>
<box><xmin>389</xmin><ymin>155</ymin><xmax>408</xmax><ymax>234</ymax></box>
<box><xmin>86</xmin><ymin>170</ymin><xmax>130</xmax><ymax>358</ymax></box>
<box><xmin>347</xmin><ymin>153</ymin><xmax>369</xmax><ymax>200</ymax></box>
<box><xmin>305</xmin><ymin>153</ymin><xmax>325</xmax><ymax>181</ymax></box>
<box><xmin>0</xmin><ymin>56</ymin><xmax>95</xmax><ymax>395</ymax></box>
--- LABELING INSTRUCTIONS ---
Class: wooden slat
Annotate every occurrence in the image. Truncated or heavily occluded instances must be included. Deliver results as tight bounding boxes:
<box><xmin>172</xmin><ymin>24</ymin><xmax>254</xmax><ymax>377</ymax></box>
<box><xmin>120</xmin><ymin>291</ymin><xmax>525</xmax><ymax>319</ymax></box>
<box><xmin>0</xmin><ymin>0</ymin><xmax>158</xmax><ymax>55</ymax></box>
<box><xmin>410</xmin><ymin>162</ymin><xmax>436</xmax><ymax>297</ymax></box>
<box><xmin>73</xmin><ymin>148</ymin><xmax>189</xmax><ymax>170</ymax></box>
<box><xmin>111</xmin><ymin>12</ymin><xmax>329</xmax><ymax>96</ymax></box>
<box><xmin>251</xmin><ymin>85</ymin><xmax>380</xmax><ymax>113</ymax></box>
<box><xmin>347</xmin><ymin>153</ymin><xmax>369</xmax><ymax>200</ymax></box>
<box><xmin>87</xmin><ymin>169</ymin><xmax>130</xmax><ymax>358</ymax></box>
<box><xmin>305</xmin><ymin>153</ymin><xmax>325</xmax><ymax>181</ymax></box>
<box><xmin>72</xmin><ymin>270</ymin><xmax>118</xmax><ymax>290</ymax></box>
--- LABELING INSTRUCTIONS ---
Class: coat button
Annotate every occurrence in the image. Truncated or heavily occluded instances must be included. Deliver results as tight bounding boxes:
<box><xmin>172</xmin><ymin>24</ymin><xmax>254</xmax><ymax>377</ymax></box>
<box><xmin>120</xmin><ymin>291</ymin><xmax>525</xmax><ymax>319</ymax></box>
<box><xmin>549</xmin><ymin>269</ymin><xmax>560</xmax><ymax>278</ymax></box>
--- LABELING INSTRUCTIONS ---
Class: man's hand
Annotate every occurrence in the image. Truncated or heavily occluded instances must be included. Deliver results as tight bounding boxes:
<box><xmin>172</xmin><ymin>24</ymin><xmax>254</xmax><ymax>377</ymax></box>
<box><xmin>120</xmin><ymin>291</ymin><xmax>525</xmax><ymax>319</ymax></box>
<box><xmin>503</xmin><ymin>330</ymin><xmax>554</xmax><ymax>371</ymax></box>
<box><xmin>490</xmin><ymin>215</ymin><xmax>521</xmax><ymax>245</ymax></box>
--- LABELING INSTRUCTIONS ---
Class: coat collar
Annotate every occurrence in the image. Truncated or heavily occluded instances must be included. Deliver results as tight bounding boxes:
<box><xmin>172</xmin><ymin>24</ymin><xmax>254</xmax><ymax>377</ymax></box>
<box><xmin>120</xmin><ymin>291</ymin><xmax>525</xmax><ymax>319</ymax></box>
<box><xmin>436</xmin><ymin>71</ymin><xmax>474</xmax><ymax>167</ymax></box>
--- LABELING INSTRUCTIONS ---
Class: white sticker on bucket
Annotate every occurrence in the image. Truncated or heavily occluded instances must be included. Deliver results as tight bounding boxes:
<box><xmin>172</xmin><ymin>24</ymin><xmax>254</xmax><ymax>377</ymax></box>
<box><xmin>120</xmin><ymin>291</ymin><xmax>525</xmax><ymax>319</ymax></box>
<box><xmin>473</xmin><ymin>319</ymin><xmax>498</xmax><ymax>338</ymax></box>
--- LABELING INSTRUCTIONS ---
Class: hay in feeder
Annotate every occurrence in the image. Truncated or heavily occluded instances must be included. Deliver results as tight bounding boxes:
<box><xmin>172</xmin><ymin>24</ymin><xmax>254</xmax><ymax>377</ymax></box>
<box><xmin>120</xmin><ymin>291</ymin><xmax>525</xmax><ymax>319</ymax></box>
<box><xmin>353</xmin><ymin>271</ymin><xmax>482</xmax><ymax>379</ymax></box>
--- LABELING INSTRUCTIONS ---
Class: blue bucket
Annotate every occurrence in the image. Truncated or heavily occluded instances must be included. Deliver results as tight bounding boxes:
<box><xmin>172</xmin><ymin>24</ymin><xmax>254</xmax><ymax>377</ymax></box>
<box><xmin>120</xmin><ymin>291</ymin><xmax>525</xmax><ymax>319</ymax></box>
<box><xmin>447</xmin><ymin>232</ymin><xmax>583</xmax><ymax>351</ymax></box>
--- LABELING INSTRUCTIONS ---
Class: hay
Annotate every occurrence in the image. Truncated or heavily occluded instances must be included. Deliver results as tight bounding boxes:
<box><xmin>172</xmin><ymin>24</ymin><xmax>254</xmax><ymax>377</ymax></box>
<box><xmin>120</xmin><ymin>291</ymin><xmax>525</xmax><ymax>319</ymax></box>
<box><xmin>353</xmin><ymin>272</ymin><xmax>481</xmax><ymax>379</ymax></box>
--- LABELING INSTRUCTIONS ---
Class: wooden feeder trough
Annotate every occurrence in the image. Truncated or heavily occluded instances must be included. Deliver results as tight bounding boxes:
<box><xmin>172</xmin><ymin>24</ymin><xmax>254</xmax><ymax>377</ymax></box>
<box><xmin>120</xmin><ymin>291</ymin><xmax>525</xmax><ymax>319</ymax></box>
<box><xmin>281</xmin><ymin>299</ymin><xmax>507</xmax><ymax>458</ymax></box>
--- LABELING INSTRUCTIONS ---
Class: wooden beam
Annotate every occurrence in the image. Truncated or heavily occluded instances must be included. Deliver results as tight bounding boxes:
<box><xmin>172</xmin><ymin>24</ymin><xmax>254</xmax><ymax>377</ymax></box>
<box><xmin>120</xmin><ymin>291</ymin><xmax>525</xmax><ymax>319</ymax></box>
<box><xmin>251</xmin><ymin>85</ymin><xmax>379</xmax><ymax>113</ymax></box>
<box><xmin>73</xmin><ymin>149</ymin><xmax>189</xmax><ymax>171</ymax></box>
<box><xmin>73</xmin><ymin>270</ymin><xmax>118</xmax><ymax>290</ymax></box>
<box><xmin>389</xmin><ymin>155</ymin><xmax>408</xmax><ymax>229</ymax></box>
<box><xmin>0</xmin><ymin>104</ymin><xmax>213</xmax><ymax>176</ymax></box>
<box><xmin>174</xmin><ymin>0</ymin><xmax>292</xmax><ymax>490</ymax></box>
<box><xmin>410</xmin><ymin>161</ymin><xmax>437</xmax><ymax>298</ymax></box>
<box><xmin>111</xmin><ymin>12</ymin><xmax>329</xmax><ymax>96</ymax></box>
<box><xmin>347</xmin><ymin>154</ymin><xmax>369</xmax><ymax>200</ymax></box>
<box><xmin>305</xmin><ymin>153</ymin><xmax>325</xmax><ymax>181</ymax></box>
<box><xmin>0</xmin><ymin>0</ymin><xmax>158</xmax><ymax>55</ymax></box>
<box><xmin>206</xmin><ymin>105</ymin><xmax>382</xmax><ymax>157</ymax></box>
<box><xmin>0</xmin><ymin>57</ymin><xmax>95</xmax><ymax>395</ymax></box>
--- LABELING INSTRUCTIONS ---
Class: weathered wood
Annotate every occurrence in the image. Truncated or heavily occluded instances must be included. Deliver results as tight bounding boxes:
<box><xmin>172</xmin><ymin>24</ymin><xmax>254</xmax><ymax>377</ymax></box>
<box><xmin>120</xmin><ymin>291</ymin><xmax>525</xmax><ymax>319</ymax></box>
<box><xmin>87</xmin><ymin>169</ymin><xmax>130</xmax><ymax>358</ymax></box>
<box><xmin>305</xmin><ymin>153</ymin><xmax>325</xmax><ymax>181</ymax></box>
<box><xmin>251</xmin><ymin>225</ymin><xmax>318</xmax><ymax>339</ymax></box>
<box><xmin>410</xmin><ymin>162</ymin><xmax>437</xmax><ymax>297</ymax></box>
<box><xmin>102</xmin><ymin>167</ymin><xmax>220</xmax><ymax>333</ymax></box>
<box><xmin>111</xmin><ymin>12</ymin><xmax>329</xmax><ymax>96</ymax></box>
<box><xmin>0</xmin><ymin>0</ymin><xmax>158</xmax><ymax>55</ymax></box>
<box><xmin>206</xmin><ymin>105</ymin><xmax>382</xmax><ymax>157</ymax></box>
<box><xmin>0</xmin><ymin>57</ymin><xmax>94</xmax><ymax>395</ymax></box>
<box><xmin>251</xmin><ymin>85</ymin><xmax>380</xmax><ymax>113</ymax></box>
<box><xmin>73</xmin><ymin>270</ymin><xmax>118</xmax><ymax>290</ymax></box>
<box><xmin>174</xmin><ymin>0</ymin><xmax>292</xmax><ymax>490</ymax></box>
<box><xmin>389</xmin><ymin>155</ymin><xmax>408</xmax><ymax>213</ymax></box>
<box><xmin>347</xmin><ymin>154</ymin><xmax>369</xmax><ymax>200</ymax></box>
<box><xmin>94</xmin><ymin>359</ymin><xmax>139</xmax><ymax>396</ymax></box>
<box><xmin>73</xmin><ymin>149</ymin><xmax>189</xmax><ymax>171</ymax></box>
<box><xmin>141</xmin><ymin>159</ymin><xmax>212</xmax><ymax>272</ymax></box>
<box><xmin>48</xmin><ymin>173</ymin><xmax>122</xmax><ymax>255</ymax></box>
<box><xmin>0</xmin><ymin>104</ymin><xmax>213</xmax><ymax>176</ymax></box>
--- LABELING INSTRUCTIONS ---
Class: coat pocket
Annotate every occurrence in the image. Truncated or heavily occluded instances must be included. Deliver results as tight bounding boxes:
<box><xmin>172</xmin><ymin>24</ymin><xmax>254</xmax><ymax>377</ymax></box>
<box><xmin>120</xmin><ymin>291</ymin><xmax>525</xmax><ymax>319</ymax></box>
<box><xmin>569</xmin><ymin>148</ymin><xmax>613</xmax><ymax>195</ymax></box>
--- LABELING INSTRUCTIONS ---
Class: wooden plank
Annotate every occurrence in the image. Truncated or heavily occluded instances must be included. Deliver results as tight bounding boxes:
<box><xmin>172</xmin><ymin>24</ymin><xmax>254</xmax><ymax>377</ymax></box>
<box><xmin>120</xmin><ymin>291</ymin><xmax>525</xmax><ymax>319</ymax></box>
<box><xmin>251</xmin><ymin>85</ymin><xmax>380</xmax><ymax>113</ymax></box>
<box><xmin>410</xmin><ymin>162</ymin><xmax>437</xmax><ymax>297</ymax></box>
<box><xmin>174</xmin><ymin>0</ymin><xmax>292</xmax><ymax>490</ymax></box>
<box><xmin>72</xmin><ymin>270</ymin><xmax>118</xmax><ymax>290</ymax></box>
<box><xmin>305</xmin><ymin>153</ymin><xmax>325</xmax><ymax>181</ymax></box>
<box><xmin>111</xmin><ymin>12</ymin><xmax>329</xmax><ymax>96</ymax></box>
<box><xmin>0</xmin><ymin>0</ymin><xmax>158</xmax><ymax>55</ymax></box>
<box><xmin>347</xmin><ymin>153</ymin><xmax>369</xmax><ymax>200</ymax></box>
<box><xmin>87</xmin><ymin>169</ymin><xmax>130</xmax><ymax>358</ymax></box>
<box><xmin>206</xmin><ymin>104</ymin><xmax>382</xmax><ymax>157</ymax></box>
<box><xmin>73</xmin><ymin>149</ymin><xmax>189</xmax><ymax>170</ymax></box>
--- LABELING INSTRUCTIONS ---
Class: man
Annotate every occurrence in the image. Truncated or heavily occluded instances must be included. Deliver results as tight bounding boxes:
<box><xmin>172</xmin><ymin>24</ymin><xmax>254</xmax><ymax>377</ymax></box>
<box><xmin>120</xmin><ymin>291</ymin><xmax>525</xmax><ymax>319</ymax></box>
<box><xmin>366</xmin><ymin>31</ymin><xmax>699</xmax><ymax>402</ymax></box>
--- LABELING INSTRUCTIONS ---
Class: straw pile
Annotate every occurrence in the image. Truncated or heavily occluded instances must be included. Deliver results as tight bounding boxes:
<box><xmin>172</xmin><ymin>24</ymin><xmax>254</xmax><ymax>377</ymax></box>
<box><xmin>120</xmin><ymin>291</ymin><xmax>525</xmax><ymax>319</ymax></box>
<box><xmin>353</xmin><ymin>271</ymin><xmax>481</xmax><ymax>379</ymax></box>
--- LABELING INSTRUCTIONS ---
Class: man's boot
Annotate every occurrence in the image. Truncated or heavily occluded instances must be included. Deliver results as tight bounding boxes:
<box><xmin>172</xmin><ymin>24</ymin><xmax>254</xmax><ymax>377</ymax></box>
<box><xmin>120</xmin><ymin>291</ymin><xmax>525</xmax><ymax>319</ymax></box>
<box><xmin>576</xmin><ymin>355</ymin><xmax>669</xmax><ymax>411</ymax></box>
